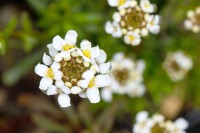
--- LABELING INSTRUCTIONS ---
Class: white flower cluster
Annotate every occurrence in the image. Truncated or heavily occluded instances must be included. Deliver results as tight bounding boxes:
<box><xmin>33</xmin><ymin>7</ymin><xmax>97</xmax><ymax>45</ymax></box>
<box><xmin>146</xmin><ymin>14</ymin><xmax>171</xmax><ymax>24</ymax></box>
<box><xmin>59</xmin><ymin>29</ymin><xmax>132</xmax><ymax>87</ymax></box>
<box><xmin>34</xmin><ymin>30</ymin><xmax>111</xmax><ymax>107</ymax></box>
<box><xmin>184</xmin><ymin>7</ymin><xmax>200</xmax><ymax>33</ymax></box>
<box><xmin>163</xmin><ymin>51</ymin><xmax>193</xmax><ymax>82</ymax></box>
<box><xmin>105</xmin><ymin>0</ymin><xmax>160</xmax><ymax>46</ymax></box>
<box><xmin>133</xmin><ymin>111</ymin><xmax>189</xmax><ymax>133</ymax></box>
<box><xmin>101</xmin><ymin>52</ymin><xmax>145</xmax><ymax>102</ymax></box>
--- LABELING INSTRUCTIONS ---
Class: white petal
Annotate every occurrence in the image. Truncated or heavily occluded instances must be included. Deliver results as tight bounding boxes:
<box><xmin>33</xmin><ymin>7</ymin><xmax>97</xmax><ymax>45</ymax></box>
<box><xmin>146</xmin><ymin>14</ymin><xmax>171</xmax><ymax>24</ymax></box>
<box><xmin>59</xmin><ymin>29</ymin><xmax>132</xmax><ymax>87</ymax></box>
<box><xmin>80</xmin><ymin>40</ymin><xmax>91</xmax><ymax>50</ymax></box>
<box><xmin>99</xmin><ymin>62</ymin><xmax>112</xmax><ymax>74</ymax></box>
<box><xmin>174</xmin><ymin>118</ymin><xmax>189</xmax><ymax>130</ymax></box>
<box><xmin>96</xmin><ymin>50</ymin><xmax>107</xmax><ymax>64</ymax></box>
<box><xmin>113</xmin><ymin>12</ymin><xmax>121</xmax><ymax>22</ymax></box>
<box><xmin>51</xmin><ymin>62</ymin><xmax>60</xmax><ymax>71</ymax></box>
<box><xmin>91</xmin><ymin>46</ymin><xmax>100</xmax><ymax>58</ymax></box>
<box><xmin>132</xmin><ymin>38</ymin><xmax>141</xmax><ymax>46</ymax></box>
<box><xmin>124</xmin><ymin>35</ymin><xmax>131</xmax><ymax>44</ymax></box>
<box><xmin>60</xmin><ymin>51</ymin><xmax>71</xmax><ymax>58</ymax></box>
<box><xmin>149</xmin><ymin>25</ymin><xmax>160</xmax><ymax>34</ymax></box>
<box><xmin>86</xmin><ymin>87</ymin><xmax>100</xmax><ymax>103</ymax></box>
<box><xmin>184</xmin><ymin>20</ymin><xmax>192</xmax><ymax>29</ymax></box>
<box><xmin>71</xmin><ymin>86</ymin><xmax>82</xmax><ymax>94</ymax></box>
<box><xmin>55</xmin><ymin>80</ymin><xmax>64</xmax><ymax>88</ymax></box>
<box><xmin>82</xmin><ymin>70</ymin><xmax>95</xmax><ymax>80</ymax></box>
<box><xmin>152</xmin><ymin>114</ymin><xmax>165</xmax><ymax>123</ymax></box>
<box><xmin>39</xmin><ymin>77</ymin><xmax>53</xmax><ymax>90</ymax></box>
<box><xmin>101</xmin><ymin>88</ymin><xmax>112</xmax><ymax>102</ymax></box>
<box><xmin>105</xmin><ymin>21</ymin><xmax>115</xmax><ymax>34</ymax></box>
<box><xmin>61</xmin><ymin>86</ymin><xmax>71</xmax><ymax>94</ymax></box>
<box><xmin>43</xmin><ymin>53</ymin><xmax>52</xmax><ymax>66</ymax></box>
<box><xmin>47</xmin><ymin>85</ymin><xmax>58</xmax><ymax>95</ymax></box>
<box><xmin>58</xmin><ymin>94</ymin><xmax>71</xmax><ymax>108</ymax></box>
<box><xmin>35</xmin><ymin>64</ymin><xmax>48</xmax><ymax>77</ymax></box>
<box><xmin>47</xmin><ymin>44</ymin><xmax>58</xmax><ymax>57</ymax></box>
<box><xmin>52</xmin><ymin>35</ymin><xmax>64</xmax><ymax>51</ymax></box>
<box><xmin>54</xmin><ymin>53</ymin><xmax>63</xmax><ymax>62</ymax></box>
<box><xmin>95</xmin><ymin>74</ymin><xmax>111</xmax><ymax>87</ymax></box>
<box><xmin>136</xmin><ymin>111</ymin><xmax>149</xmax><ymax>122</ymax></box>
<box><xmin>79</xmin><ymin>92</ymin><xmax>87</xmax><ymax>98</ymax></box>
<box><xmin>113</xmin><ymin>52</ymin><xmax>124</xmax><ymax>61</ymax></box>
<box><xmin>136</xmin><ymin>60</ymin><xmax>146</xmax><ymax>73</ymax></box>
<box><xmin>54</xmin><ymin>71</ymin><xmax>63</xmax><ymax>80</ymax></box>
<box><xmin>77</xmin><ymin>80</ymin><xmax>89</xmax><ymax>89</ymax></box>
<box><xmin>64</xmin><ymin>30</ymin><xmax>78</xmax><ymax>44</ymax></box>
<box><xmin>107</xmin><ymin>0</ymin><xmax>118</xmax><ymax>7</ymax></box>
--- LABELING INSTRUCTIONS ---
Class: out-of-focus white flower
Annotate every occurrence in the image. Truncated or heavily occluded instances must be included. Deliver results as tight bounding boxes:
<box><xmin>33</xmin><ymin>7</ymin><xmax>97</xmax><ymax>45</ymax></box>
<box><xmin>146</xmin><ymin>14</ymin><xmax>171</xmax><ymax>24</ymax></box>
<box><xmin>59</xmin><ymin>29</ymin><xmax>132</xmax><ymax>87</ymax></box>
<box><xmin>105</xmin><ymin>21</ymin><xmax>122</xmax><ymax>38</ymax></box>
<box><xmin>163</xmin><ymin>51</ymin><xmax>193</xmax><ymax>82</ymax></box>
<box><xmin>133</xmin><ymin>111</ymin><xmax>189</xmax><ymax>133</ymax></box>
<box><xmin>35</xmin><ymin>30</ymin><xmax>111</xmax><ymax>108</ymax></box>
<box><xmin>140</xmin><ymin>0</ymin><xmax>155</xmax><ymax>13</ymax></box>
<box><xmin>124</xmin><ymin>31</ymin><xmax>141</xmax><ymax>45</ymax></box>
<box><xmin>166</xmin><ymin>118</ymin><xmax>189</xmax><ymax>133</ymax></box>
<box><xmin>107</xmin><ymin>0</ymin><xmax>126</xmax><ymax>7</ymax></box>
<box><xmin>147</xmin><ymin>15</ymin><xmax>160</xmax><ymax>34</ymax></box>
<box><xmin>133</xmin><ymin>111</ymin><xmax>154</xmax><ymax>133</ymax></box>
<box><xmin>105</xmin><ymin>0</ymin><xmax>160</xmax><ymax>45</ymax></box>
<box><xmin>184</xmin><ymin>7</ymin><xmax>200</xmax><ymax>33</ymax></box>
<box><xmin>101</xmin><ymin>52</ymin><xmax>145</xmax><ymax>102</ymax></box>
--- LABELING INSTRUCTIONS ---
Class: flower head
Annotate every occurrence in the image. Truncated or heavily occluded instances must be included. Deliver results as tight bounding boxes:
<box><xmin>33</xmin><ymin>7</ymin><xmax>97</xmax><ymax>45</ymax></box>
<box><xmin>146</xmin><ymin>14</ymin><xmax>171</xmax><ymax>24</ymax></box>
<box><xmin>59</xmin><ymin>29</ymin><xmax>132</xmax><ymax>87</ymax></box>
<box><xmin>105</xmin><ymin>0</ymin><xmax>160</xmax><ymax>45</ymax></box>
<box><xmin>35</xmin><ymin>30</ymin><xmax>111</xmax><ymax>107</ymax></box>
<box><xmin>184</xmin><ymin>7</ymin><xmax>200</xmax><ymax>33</ymax></box>
<box><xmin>163</xmin><ymin>51</ymin><xmax>193</xmax><ymax>82</ymax></box>
<box><xmin>133</xmin><ymin>111</ymin><xmax>189</xmax><ymax>133</ymax></box>
<box><xmin>101</xmin><ymin>52</ymin><xmax>145</xmax><ymax>102</ymax></box>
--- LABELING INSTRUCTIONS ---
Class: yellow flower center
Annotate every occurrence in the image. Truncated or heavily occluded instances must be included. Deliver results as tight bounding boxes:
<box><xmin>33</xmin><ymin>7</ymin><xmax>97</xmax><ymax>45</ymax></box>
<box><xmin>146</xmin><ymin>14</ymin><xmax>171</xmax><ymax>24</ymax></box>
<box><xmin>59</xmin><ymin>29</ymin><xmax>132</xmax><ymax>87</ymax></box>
<box><xmin>46</xmin><ymin>68</ymin><xmax>54</xmax><ymax>79</ymax></box>
<box><xmin>88</xmin><ymin>77</ymin><xmax>95</xmax><ymax>88</ymax></box>
<box><xmin>129</xmin><ymin>35</ymin><xmax>135</xmax><ymax>42</ymax></box>
<box><xmin>63</xmin><ymin>44</ymin><xmax>74</xmax><ymax>51</ymax></box>
<box><xmin>83</xmin><ymin>49</ymin><xmax>91</xmax><ymax>58</ymax></box>
<box><xmin>118</xmin><ymin>0</ymin><xmax>125</xmax><ymax>6</ymax></box>
<box><xmin>144</xmin><ymin>3</ymin><xmax>150</xmax><ymax>8</ymax></box>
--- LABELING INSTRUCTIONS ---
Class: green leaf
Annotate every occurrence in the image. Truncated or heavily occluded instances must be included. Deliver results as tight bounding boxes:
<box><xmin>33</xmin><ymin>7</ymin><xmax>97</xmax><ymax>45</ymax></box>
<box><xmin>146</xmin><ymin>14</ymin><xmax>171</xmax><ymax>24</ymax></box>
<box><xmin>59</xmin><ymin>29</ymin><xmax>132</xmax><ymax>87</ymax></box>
<box><xmin>2</xmin><ymin>47</ymin><xmax>45</xmax><ymax>86</ymax></box>
<box><xmin>32</xmin><ymin>113</ymin><xmax>71</xmax><ymax>132</ymax></box>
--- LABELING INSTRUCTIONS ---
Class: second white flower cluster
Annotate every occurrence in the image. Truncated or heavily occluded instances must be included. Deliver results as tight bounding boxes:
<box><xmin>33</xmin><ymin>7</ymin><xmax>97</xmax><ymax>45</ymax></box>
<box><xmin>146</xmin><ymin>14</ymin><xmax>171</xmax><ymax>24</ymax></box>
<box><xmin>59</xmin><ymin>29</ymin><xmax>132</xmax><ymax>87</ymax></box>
<box><xmin>105</xmin><ymin>0</ymin><xmax>160</xmax><ymax>46</ymax></box>
<box><xmin>35</xmin><ymin>30</ymin><xmax>111</xmax><ymax>107</ymax></box>
<box><xmin>133</xmin><ymin>111</ymin><xmax>188</xmax><ymax>133</ymax></box>
<box><xmin>102</xmin><ymin>52</ymin><xmax>146</xmax><ymax>102</ymax></box>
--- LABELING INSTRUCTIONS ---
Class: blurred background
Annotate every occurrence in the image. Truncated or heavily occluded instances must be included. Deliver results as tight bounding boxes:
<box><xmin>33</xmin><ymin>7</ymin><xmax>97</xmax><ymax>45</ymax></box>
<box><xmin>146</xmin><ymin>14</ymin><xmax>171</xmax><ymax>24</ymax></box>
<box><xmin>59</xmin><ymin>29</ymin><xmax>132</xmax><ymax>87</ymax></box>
<box><xmin>1</xmin><ymin>0</ymin><xmax>200</xmax><ymax>132</ymax></box>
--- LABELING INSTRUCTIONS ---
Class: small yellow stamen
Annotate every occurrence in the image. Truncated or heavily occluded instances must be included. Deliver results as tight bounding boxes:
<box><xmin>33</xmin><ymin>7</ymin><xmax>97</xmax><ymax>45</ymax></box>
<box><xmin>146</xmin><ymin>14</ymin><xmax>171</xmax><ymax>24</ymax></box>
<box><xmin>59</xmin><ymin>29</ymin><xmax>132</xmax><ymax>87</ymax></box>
<box><xmin>129</xmin><ymin>35</ymin><xmax>135</xmax><ymax>42</ymax></box>
<box><xmin>88</xmin><ymin>78</ymin><xmax>95</xmax><ymax>88</ymax></box>
<box><xmin>144</xmin><ymin>3</ymin><xmax>150</xmax><ymax>8</ymax></box>
<box><xmin>118</xmin><ymin>0</ymin><xmax>126</xmax><ymax>6</ymax></box>
<box><xmin>83</xmin><ymin>49</ymin><xmax>91</xmax><ymax>58</ymax></box>
<box><xmin>63</xmin><ymin>44</ymin><xmax>74</xmax><ymax>51</ymax></box>
<box><xmin>46</xmin><ymin>68</ymin><xmax>54</xmax><ymax>79</ymax></box>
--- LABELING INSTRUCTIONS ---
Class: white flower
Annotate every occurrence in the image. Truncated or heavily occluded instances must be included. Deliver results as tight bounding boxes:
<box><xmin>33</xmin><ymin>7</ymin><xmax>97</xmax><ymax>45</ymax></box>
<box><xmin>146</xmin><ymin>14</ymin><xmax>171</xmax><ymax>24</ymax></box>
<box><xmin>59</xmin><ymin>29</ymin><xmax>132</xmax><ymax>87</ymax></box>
<box><xmin>105</xmin><ymin>21</ymin><xmax>122</xmax><ymax>38</ymax></box>
<box><xmin>35</xmin><ymin>55</ymin><xmax>63</xmax><ymax>90</ymax></box>
<box><xmin>35</xmin><ymin>30</ymin><xmax>111</xmax><ymax>107</ymax></box>
<box><xmin>101</xmin><ymin>53</ymin><xmax>145</xmax><ymax>102</ymax></box>
<box><xmin>52</xmin><ymin>30</ymin><xmax>77</xmax><ymax>51</ymax></box>
<box><xmin>133</xmin><ymin>111</ymin><xmax>154</xmax><ymax>133</ymax></box>
<box><xmin>78</xmin><ymin>70</ymin><xmax>111</xmax><ymax>103</ymax></box>
<box><xmin>166</xmin><ymin>118</ymin><xmax>188</xmax><ymax>133</ymax></box>
<box><xmin>163</xmin><ymin>51</ymin><xmax>193</xmax><ymax>82</ymax></box>
<box><xmin>107</xmin><ymin>0</ymin><xmax>126</xmax><ymax>7</ymax></box>
<box><xmin>147</xmin><ymin>15</ymin><xmax>160</xmax><ymax>34</ymax></box>
<box><xmin>184</xmin><ymin>7</ymin><xmax>200</xmax><ymax>33</ymax></box>
<box><xmin>124</xmin><ymin>31</ymin><xmax>141</xmax><ymax>45</ymax></box>
<box><xmin>77</xmin><ymin>40</ymin><xmax>100</xmax><ymax>62</ymax></box>
<box><xmin>140</xmin><ymin>0</ymin><xmax>155</xmax><ymax>13</ymax></box>
<box><xmin>47</xmin><ymin>44</ymin><xmax>58</xmax><ymax>57</ymax></box>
